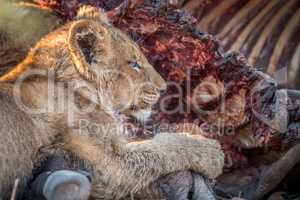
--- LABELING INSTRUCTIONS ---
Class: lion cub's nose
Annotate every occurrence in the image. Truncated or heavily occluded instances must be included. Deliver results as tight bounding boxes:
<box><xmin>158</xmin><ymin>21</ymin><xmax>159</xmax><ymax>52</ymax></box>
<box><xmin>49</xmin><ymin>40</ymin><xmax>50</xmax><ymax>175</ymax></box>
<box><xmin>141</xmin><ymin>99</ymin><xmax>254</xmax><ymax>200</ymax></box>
<box><xmin>159</xmin><ymin>82</ymin><xmax>167</xmax><ymax>93</ymax></box>
<box><xmin>147</xmin><ymin>64</ymin><xmax>167</xmax><ymax>93</ymax></box>
<box><xmin>155</xmin><ymin>77</ymin><xmax>167</xmax><ymax>94</ymax></box>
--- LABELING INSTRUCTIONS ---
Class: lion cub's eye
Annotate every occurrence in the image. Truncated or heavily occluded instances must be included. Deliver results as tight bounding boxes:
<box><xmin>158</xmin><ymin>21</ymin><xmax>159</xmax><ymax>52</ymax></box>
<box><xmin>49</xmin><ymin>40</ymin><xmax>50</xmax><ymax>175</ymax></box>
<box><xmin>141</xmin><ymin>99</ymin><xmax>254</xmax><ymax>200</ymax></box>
<box><xmin>128</xmin><ymin>60</ymin><xmax>142</xmax><ymax>71</ymax></box>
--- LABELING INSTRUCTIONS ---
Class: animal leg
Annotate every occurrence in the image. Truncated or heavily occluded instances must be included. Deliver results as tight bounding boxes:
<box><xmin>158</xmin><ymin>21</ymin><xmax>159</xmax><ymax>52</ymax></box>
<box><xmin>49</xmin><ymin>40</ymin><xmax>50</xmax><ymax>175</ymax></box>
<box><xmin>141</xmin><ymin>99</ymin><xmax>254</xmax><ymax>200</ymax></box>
<box><xmin>66</xmin><ymin>132</ymin><xmax>224</xmax><ymax>199</ymax></box>
<box><xmin>139</xmin><ymin>171</ymin><xmax>193</xmax><ymax>200</ymax></box>
<box><xmin>253</xmin><ymin>143</ymin><xmax>300</xmax><ymax>200</ymax></box>
<box><xmin>137</xmin><ymin>171</ymin><xmax>216</xmax><ymax>200</ymax></box>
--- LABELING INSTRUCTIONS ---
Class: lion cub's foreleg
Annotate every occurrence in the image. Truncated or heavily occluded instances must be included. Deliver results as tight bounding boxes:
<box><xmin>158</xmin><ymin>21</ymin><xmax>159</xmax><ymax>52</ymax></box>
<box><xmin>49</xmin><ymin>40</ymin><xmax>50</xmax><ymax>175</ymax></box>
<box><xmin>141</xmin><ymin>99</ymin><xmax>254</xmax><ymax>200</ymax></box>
<box><xmin>66</xmin><ymin>131</ymin><xmax>224</xmax><ymax>199</ymax></box>
<box><xmin>29</xmin><ymin>159</ymin><xmax>215</xmax><ymax>200</ymax></box>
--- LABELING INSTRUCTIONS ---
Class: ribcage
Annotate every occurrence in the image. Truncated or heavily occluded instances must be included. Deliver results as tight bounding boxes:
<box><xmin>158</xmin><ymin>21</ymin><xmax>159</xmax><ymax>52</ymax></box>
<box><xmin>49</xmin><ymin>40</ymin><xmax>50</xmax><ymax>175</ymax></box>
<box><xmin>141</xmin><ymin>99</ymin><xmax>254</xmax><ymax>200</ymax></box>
<box><xmin>4</xmin><ymin>1</ymin><xmax>299</xmax><ymax>88</ymax></box>
<box><xmin>178</xmin><ymin>0</ymin><xmax>300</xmax><ymax>89</ymax></box>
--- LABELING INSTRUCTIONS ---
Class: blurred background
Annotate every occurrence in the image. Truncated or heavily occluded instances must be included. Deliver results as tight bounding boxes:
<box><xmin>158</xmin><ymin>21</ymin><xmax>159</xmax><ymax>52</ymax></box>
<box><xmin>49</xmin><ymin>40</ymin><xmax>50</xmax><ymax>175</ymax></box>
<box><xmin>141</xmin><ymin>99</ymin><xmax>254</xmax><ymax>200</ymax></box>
<box><xmin>1</xmin><ymin>0</ymin><xmax>299</xmax><ymax>89</ymax></box>
<box><xmin>178</xmin><ymin>0</ymin><xmax>300</xmax><ymax>89</ymax></box>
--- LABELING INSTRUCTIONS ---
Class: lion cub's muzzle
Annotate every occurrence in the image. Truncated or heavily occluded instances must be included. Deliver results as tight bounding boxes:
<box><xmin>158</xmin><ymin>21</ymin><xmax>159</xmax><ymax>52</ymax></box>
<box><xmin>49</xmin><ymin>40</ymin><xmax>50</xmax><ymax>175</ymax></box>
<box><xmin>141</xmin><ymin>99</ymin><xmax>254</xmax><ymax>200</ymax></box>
<box><xmin>136</xmin><ymin>85</ymin><xmax>163</xmax><ymax>109</ymax></box>
<box><xmin>126</xmin><ymin>84</ymin><xmax>164</xmax><ymax>122</ymax></box>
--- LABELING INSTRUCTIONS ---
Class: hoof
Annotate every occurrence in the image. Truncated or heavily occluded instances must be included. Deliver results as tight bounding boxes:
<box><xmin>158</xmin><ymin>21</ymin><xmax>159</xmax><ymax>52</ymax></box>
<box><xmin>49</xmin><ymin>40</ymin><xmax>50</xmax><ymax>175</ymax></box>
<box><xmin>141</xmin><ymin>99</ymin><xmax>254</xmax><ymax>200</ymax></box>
<box><xmin>43</xmin><ymin>170</ymin><xmax>91</xmax><ymax>200</ymax></box>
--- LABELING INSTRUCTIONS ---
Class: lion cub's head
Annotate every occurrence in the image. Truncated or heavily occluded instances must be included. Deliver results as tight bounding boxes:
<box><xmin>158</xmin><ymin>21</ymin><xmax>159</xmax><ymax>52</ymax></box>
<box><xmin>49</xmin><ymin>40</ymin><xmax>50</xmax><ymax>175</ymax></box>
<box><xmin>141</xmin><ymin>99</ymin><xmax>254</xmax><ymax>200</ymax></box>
<box><xmin>0</xmin><ymin>6</ymin><xmax>166</xmax><ymax>121</ymax></box>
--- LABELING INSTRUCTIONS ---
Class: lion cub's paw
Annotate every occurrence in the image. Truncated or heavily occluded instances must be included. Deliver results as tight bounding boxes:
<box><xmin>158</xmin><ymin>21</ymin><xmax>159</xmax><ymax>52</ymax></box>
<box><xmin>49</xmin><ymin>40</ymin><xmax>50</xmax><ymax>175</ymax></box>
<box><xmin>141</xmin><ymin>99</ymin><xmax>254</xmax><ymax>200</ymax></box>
<box><xmin>154</xmin><ymin>133</ymin><xmax>224</xmax><ymax>179</ymax></box>
<box><xmin>188</xmin><ymin>136</ymin><xmax>224</xmax><ymax>178</ymax></box>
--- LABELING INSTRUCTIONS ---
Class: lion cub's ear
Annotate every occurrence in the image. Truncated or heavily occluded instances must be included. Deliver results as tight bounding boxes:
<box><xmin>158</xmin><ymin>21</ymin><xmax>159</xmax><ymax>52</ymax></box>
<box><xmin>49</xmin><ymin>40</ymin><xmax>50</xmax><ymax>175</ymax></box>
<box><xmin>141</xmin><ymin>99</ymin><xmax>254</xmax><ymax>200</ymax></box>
<box><xmin>68</xmin><ymin>20</ymin><xmax>112</xmax><ymax>81</ymax></box>
<box><xmin>76</xmin><ymin>6</ymin><xmax>110</xmax><ymax>25</ymax></box>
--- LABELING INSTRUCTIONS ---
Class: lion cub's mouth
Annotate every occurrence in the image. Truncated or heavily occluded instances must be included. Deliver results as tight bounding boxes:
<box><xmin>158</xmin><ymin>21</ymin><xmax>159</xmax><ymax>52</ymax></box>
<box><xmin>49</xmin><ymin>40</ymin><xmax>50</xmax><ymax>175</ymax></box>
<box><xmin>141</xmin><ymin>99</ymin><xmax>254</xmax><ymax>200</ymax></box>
<box><xmin>130</xmin><ymin>108</ymin><xmax>152</xmax><ymax>123</ymax></box>
<box><xmin>122</xmin><ymin>104</ymin><xmax>153</xmax><ymax>123</ymax></box>
<box><xmin>120</xmin><ymin>88</ymin><xmax>161</xmax><ymax>123</ymax></box>
<box><xmin>126</xmin><ymin>90</ymin><xmax>160</xmax><ymax>122</ymax></box>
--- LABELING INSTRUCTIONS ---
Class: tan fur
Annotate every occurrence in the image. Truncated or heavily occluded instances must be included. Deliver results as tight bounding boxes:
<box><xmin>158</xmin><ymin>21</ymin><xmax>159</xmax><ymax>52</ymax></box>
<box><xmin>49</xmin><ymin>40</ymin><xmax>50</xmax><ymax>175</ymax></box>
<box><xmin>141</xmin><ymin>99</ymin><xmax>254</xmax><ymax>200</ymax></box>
<box><xmin>0</xmin><ymin>6</ymin><xmax>224</xmax><ymax>199</ymax></box>
<box><xmin>0</xmin><ymin>2</ymin><xmax>61</xmax><ymax>75</ymax></box>
<box><xmin>76</xmin><ymin>6</ymin><xmax>110</xmax><ymax>24</ymax></box>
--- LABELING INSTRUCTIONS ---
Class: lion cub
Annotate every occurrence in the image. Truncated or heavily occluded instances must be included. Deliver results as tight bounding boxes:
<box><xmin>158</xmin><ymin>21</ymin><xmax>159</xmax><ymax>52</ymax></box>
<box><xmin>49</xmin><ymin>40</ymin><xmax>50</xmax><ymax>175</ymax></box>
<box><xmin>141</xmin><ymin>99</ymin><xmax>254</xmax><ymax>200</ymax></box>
<box><xmin>0</xmin><ymin>6</ymin><xmax>224</xmax><ymax>199</ymax></box>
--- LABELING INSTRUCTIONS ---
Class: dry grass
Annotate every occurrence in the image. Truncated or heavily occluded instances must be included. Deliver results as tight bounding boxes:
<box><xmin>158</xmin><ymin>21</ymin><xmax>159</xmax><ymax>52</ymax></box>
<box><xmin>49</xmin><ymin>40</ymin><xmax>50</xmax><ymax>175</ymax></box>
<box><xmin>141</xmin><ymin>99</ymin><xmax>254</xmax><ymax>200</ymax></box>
<box><xmin>10</xmin><ymin>179</ymin><xmax>20</xmax><ymax>200</ymax></box>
